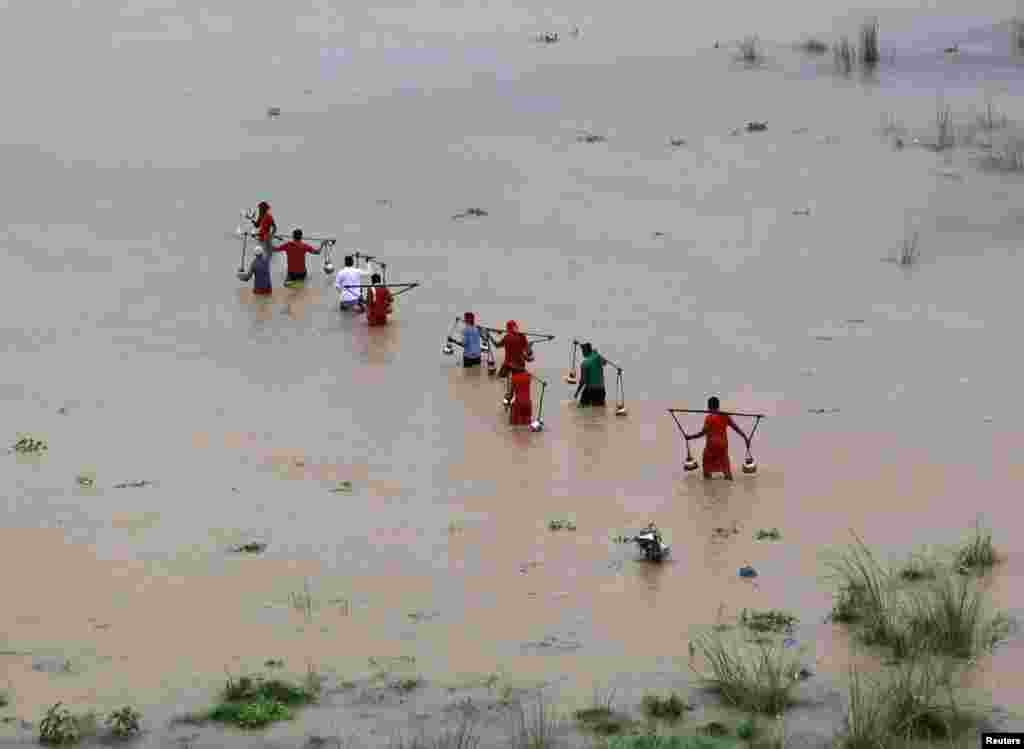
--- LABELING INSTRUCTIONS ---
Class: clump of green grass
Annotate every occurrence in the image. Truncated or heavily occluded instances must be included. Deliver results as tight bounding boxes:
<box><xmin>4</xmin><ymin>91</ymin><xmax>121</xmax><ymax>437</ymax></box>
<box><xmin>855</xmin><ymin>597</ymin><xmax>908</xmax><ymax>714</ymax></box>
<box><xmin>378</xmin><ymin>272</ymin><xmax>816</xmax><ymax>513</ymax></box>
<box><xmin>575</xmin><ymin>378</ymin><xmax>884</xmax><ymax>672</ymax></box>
<box><xmin>39</xmin><ymin>703</ymin><xmax>97</xmax><ymax>745</ymax></box>
<box><xmin>184</xmin><ymin>674</ymin><xmax>319</xmax><ymax>730</ymax></box>
<box><xmin>574</xmin><ymin>685</ymin><xmax>618</xmax><ymax>731</ymax></box>
<box><xmin>841</xmin><ymin>658</ymin><xmax>971</xmax><ymax>749</ymax></box>
<box><xmin>754</xmin><ymin>528</ymin><xmax>781</xmax><ymax>541</ymax></box>
<box><xmin>897</xmin><ymin>553</ymin><xmax>938</xmax><ymax>582</ymax></box>
<box><xmin>859</xmin><ymin>18</ymin><xmax>880</xmax><ymax>67</ymax></box>
<box><xmin>640</xmin><ymin>692</ymin><xmax>691</xmax><ymax>721</ymax></box>
<box><xmin>834</xmin><ymin>37</ymin><xmax>855</xmax><ymax>74</ymax></box>
<box><xmin>737</xmin><ymin>718</ymin><xmax>755</xmax><ymax>739</ymax></box>
<box><xmin>827</xmin><ymin>531</ymin><xmax>889</xmax><ymax>625</ymax></box>
<box><xmin>547</xmin><ymin>516</ymin><xmax>577</xmax><ymax>531</ymax></box>
<box><xmin>12</xmin><ymin>434</ymin><xmax>47</xmax><ymax>454</ymax></box>
<box><xmin>691</xmin><ymin>631</ymin><xmax>801</xmax><ymax>714</ymax></box>
<box><xmin>906</xmin><ymin>575</ymin><xmax>1009</xmax><ymax>659</ymax></box>
<box><xmin>392</xmin><ymin>676</ymin><xmax>423</xmax><ymax>693</ymax></box>
<box><xmin>104</xmin><ymin>706</ymin><xmax>141</xmax><ymax>737</ymax></box>
<box><xmin>737</xmin><ymin>36</ymin><xmax>763</xmax><ymax>64</ymax></box>
<box><xmin>739</xmin><ymin>609</ymin><xmax>798</xmax><ymax>634</ymax></box>
<box><xmin>291</xmin><ymin>578</ymin><xmax>315</xmax><ymax>622</ymax></box>
<box><xmin>955</xmin><ymin>521</ymin><xmax>997</xmax><ymax>572</ymax></box>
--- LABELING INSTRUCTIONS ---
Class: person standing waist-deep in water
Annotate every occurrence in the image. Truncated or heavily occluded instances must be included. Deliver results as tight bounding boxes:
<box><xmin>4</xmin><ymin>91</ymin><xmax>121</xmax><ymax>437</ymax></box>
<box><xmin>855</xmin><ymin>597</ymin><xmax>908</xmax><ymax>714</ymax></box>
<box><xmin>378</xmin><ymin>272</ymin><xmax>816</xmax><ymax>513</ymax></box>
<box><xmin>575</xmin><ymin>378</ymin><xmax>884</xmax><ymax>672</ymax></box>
<box><xmin>252</xmin><ymin>201</ymin><xmax>277</xmax><ymax>255</ymax></box>
<box><xmin>274</xmin><ymin>228</ymin><xmax>320</xmax><ymax>287</ymax></box>
<box><xmin>237</xmin><ymin>244</ymin><xmax>273</xmax><ymax>295</ymax></box>
<box><xmin>509</xmin><ymin>368</ymin><xmax>533</xmax><ymax>426</ymax></box>
<box><xmin>491</xmin><ymin>320</ymin><xmax>528</xmax><ymax>378</ymax></box>
<box><xmin>366</xmin><ymin>273</ymin><xmax>393</xmax><ymax>325</ymax></box>
<box><xmin>684</xmin><ymin>396</ymin><xmax>750</xmax><ymax>480</ymax></box>
<box><xmin>335</xmin><ymin>255</ymin><xmax>365</xmax><ymax>312</ymax></box>
<box><xmin>446</xmin><ymin>312</ymin><xmax>482</xmax><ymax>367</ymax></box>
<box><xmin>574</xmin><ymin>342</ymin><xmax>607</xmax><ymax>407</ymax></box>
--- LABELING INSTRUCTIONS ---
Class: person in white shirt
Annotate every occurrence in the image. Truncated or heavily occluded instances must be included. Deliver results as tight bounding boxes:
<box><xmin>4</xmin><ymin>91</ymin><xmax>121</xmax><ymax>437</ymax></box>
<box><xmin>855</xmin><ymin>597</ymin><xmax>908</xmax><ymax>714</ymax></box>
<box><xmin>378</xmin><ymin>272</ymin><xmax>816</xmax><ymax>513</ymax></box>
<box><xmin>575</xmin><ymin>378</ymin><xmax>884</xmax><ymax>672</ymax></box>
<box><xmin>335</xmin><ymin>255</ymin><xmax>366</xmax><ymax>312</ymax></box>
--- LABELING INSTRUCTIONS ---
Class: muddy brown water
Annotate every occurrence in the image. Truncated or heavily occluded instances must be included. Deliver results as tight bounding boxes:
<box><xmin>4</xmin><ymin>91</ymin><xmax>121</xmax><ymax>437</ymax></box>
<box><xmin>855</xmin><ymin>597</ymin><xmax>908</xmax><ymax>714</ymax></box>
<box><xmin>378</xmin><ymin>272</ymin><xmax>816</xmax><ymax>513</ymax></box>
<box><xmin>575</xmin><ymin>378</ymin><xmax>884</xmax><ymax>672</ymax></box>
<box><xmin>4</xmin><ymin>2</ymin><xmax>1024</xmax><ymax>745</ymax></box>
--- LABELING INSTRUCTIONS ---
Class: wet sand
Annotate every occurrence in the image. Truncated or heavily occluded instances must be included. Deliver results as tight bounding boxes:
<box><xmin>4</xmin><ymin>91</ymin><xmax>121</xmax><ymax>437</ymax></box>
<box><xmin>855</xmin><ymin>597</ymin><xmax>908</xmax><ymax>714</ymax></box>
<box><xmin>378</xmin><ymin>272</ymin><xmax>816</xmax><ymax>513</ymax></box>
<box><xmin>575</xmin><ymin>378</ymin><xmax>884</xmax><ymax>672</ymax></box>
<box><xmin>4</xmin><ymin>1</ymin><xmax>1024</xmax><ymax>746</ymax></box>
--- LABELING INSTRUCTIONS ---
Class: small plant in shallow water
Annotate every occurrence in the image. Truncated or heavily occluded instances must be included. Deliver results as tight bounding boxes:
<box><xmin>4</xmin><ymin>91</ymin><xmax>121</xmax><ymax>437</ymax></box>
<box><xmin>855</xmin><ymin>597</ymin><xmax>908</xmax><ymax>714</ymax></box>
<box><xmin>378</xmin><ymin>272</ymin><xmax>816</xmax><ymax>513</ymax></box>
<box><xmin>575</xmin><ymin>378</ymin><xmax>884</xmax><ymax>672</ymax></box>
<box><xmin>39</xmin><ymin>703</ymin><xmax>97</xmax><ymax>745</ymax></box>
<box><xmin>798</xmin><ymin>38</ymin><xmax>829</xmax><ymax>54</ymax></box>
<box><xmin>639</xmin><ymin>692</ymin><xmax>690</xmax><ymax>721</ymax></box>
<box><xmin>184</xmin><ymin>674</ymin><xmax>319</xmax><ymax>729</ymax></box>
<box><xmin>898</xmin><ymin>231</ymin><xmax>920</xmax><ymax>266</ymax></box>
<box><xmin>737</xmin><ymin>36</ymin><xmax>763</xmax><ymax>64</ymax></box>
<box><xmin>12</xmin><ymin>434</ymin><xmax>47</xmax><ymax>454</ymax></box>
<box><xmin>739</xmin><ymin>609</ymin><xmax>798</xmax><ymax>634</ymax></box>
<box><xmin>834</xmin><ymin>37</ymin><xmax>855</xmax><ymax>74</ymax></box>
<box><xmin>547</xmin><ymin>516</ymin><xmax>576</xmax><ymax>531</ymax></box>
<box><xmin>859</xmin><ymin>18</ymin><xmax>880</xmax><ymax>67</ymax></box>
<box><xmin>330</xmin><ymin>480</ymin><xmax>354</xmax><ymax>494</ymax></box>
<box><xmin>291</xmin><ymin>579</ymin><xmax>315</xmax><ymax>622</ymax></box>
<box><xmin>755</xmin><ymin>528</ymin><xmax>781</xmax><ymax>541</ymax></box>
<box><xmin>104</xmin><ymin>706</ymin><xmax>141</xmax><ymax>737</ymax></box>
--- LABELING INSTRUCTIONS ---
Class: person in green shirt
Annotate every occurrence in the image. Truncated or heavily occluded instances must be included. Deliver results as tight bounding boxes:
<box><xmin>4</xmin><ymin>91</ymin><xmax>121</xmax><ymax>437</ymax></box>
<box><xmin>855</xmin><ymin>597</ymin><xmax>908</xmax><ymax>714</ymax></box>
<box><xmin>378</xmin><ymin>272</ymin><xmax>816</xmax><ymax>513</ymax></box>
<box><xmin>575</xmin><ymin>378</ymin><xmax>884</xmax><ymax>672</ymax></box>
<box><xmin>574</xmin><ymin>342</ymin><xmax>607</xmax><ymax>407</ymax></box>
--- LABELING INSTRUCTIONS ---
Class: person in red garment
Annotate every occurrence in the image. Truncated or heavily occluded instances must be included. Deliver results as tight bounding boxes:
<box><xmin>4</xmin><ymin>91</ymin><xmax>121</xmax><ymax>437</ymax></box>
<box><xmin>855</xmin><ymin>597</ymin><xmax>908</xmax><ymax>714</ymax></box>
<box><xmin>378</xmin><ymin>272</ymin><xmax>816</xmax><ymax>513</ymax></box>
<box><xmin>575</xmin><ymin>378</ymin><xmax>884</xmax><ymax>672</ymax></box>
<box><xmin>273</xmin><ymin>228</ymin><xmax>320</xmax><ymax>287</ymax></box>
<box><xmin>252</xmin><ymin>201</ymin><xmax>277</xmax><ymax>254</ymax></box>
<box><xmin>683</xmin><ymin>396</ymin><xmax>750</xmax><ymax>480</ymax></box>
<box><xmin>509</xmin><ymin>369</ymin><xmax>533</xmax><ymax>426</ymax></box>
<box><xmin>491</xmin><ymin>320</ymin><xmax>529</xmax><ymax>378</ymax></box>
<box><xmin>365</xmin><ymin>273</ymin><xmax>393</xmax><ymax>325</ymax></box>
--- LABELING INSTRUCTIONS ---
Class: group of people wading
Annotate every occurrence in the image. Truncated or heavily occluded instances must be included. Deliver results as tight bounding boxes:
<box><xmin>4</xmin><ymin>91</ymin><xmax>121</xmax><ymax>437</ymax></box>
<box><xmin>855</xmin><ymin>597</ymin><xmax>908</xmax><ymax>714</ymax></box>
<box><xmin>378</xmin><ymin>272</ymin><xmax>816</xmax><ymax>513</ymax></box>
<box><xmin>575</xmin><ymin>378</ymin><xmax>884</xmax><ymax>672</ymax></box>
<box><xmin>238</xmin><ymin>201</ymin><xmax>394</xmax><ymax>326</ymax></box>
<box><xmin>239</xmin><ymin>203</ymin><xmax>753</xmax><ymax>478</ymax></box>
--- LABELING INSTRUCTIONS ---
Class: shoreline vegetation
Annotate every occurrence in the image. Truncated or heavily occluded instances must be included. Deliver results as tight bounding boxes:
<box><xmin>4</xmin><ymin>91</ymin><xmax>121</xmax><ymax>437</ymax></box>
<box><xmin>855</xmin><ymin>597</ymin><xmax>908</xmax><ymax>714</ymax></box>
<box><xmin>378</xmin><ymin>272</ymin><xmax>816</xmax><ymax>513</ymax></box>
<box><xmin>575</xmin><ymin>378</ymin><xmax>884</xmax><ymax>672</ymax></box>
<box><xmin>10</xmin><ymin>523</ymin><xmax>1015</xmax><ymax>748</ymax></box>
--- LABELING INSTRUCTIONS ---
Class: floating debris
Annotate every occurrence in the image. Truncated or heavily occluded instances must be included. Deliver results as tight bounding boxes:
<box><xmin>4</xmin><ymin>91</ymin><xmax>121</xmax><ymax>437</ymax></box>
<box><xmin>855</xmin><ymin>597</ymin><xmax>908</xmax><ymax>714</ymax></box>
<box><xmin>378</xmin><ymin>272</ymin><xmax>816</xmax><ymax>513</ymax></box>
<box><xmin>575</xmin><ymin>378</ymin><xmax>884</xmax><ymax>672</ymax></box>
<box><xmin>330</xmin><ymin>480</ymin><xmax>354</xmax><ymax>494</ymax></box>
<box><xmin>267</xmin><ymin>107</ymin><xmax>282</xmax><ymax>118</ymax></box>
<box><xmin>519</xmin><ymin>560</ymin><xmax>543</xmax><ymax>574</ymax></box>
<box><xmin>408</xmin><ymin>610</ymin><xmax>440</xmax><ymax>622</ymax></box>
<box><xmin>452</xmin><ymin>208</ymin><xmax>489</xmax><ymax>220</ymax></box>
<box><xmin>576</xmin><ymin>133</ymin><xmax>607</xmax><ymax>144</ymax></box>
<box><xmin>738</xmin><ymin>565</ymin><xmax>758</xmax><ymax>579</ymax></box>
<box><xmin>75</xmin><ymin>473</ymin><xmax>95</xmax><ymax>489</ymax></box>
<box><xmin>231</xmin><ymin>542</ymin><xmax>267</xmax><ymax>554</ymax></box>
<box><xmin>792</xmin><ymin>208</ymin><xmax>811</xmax><ymax>216</ymax></box>
<box><xmin>745</xmin><ymin>121</ymin><xmax>767</xmax><ymax>132</ymax></box>
<box><xmin>668</xmin><ymin>137</ymin><xmax>687</xmax><ymax>147</ymax></box>
<box><xmin>712</xmin><ymin>524</ymin><xmax>740</xmax><ymax>539</ymax></box>
<box><xmin>814</xmin><ymin>336</ymin><xmax>834</xmax><ymax>342</ymax></box>
<box><xmin>113</xmin><ymin>480</ymin><xmax>153</xmax><ymax>489</ymax></box>
<box><xmin>652</xmin><ymin>231</ymin><xmax>666</xmax><ymax>238</ymax></box>
<box><xmin>535</xmin><ymin>32</ymin><xmax>560</xmax><ymax>44</ymax></box>
<box><xmin>57</xmin><ymin>407</ymin><xmax>68</xmax><ymax>415</ymax></box>
<box><xmin>755</xmin><ymin>528</ymin><xmax>782</xmax><ymax>541</ymax></box>
<box><xmin>845</xmin><ymin>319</ymin><xmax>866</xmax><ymax>324</ymax></box>
<box><xmin>807</xmin><ymin>408</ymin><xmax>841</xmax><ymax>414</ymax></box>
<box><xmin>521</xmin><ymin>635</ymin><xmax>582</xmax><ymax>652</ymax></box>
<box><xmin>548</xmin><ymin>516</ymin><xmax>577</xmax><ymax>531</ymax></box>
<box><xmin>12</xmin><ymin>435</ymin><xmax>47</xmax><ymax>454</ymax></box>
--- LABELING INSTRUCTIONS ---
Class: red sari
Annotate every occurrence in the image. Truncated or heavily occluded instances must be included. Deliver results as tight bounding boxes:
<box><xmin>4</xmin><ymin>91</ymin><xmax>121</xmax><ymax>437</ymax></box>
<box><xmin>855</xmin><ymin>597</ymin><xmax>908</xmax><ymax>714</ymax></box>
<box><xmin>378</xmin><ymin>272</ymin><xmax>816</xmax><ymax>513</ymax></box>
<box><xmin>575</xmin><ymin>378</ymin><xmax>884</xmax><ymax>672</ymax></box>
<box><xmin>509</xmin><ymin>370</ymin><xmax>532</xmax><ymax>425</ymax></box>
<box><xmin>702</xmin><ymin>413</ymin><xmax>732</xmax><ymax>474</ymax></box>
<box><xmin>367</xmin><ymin>286</ymin><xmax>393</xmax><ymax>325</ymax></box>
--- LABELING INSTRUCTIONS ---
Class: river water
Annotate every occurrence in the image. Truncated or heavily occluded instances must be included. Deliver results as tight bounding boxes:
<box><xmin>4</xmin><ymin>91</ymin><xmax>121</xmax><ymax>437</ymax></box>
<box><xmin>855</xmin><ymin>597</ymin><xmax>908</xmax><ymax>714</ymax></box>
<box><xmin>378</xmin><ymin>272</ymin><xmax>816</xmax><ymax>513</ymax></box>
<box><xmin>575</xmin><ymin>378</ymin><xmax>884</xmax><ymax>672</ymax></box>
<box><xmin>3</xmin><ymin>0</ymin><xmax>1024</xmax><ymax>741</ymax></box>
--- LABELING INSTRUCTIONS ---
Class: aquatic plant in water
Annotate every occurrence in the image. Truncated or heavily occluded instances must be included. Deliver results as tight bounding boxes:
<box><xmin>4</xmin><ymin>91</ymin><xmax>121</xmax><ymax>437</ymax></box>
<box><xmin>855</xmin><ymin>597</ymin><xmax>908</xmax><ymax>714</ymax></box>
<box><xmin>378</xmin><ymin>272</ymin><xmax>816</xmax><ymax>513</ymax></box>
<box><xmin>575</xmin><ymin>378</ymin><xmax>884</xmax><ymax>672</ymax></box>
<box><xmin>104</xmin><ymin>706</ymin><xmax>141</xmax><ymax>737</ymax></box>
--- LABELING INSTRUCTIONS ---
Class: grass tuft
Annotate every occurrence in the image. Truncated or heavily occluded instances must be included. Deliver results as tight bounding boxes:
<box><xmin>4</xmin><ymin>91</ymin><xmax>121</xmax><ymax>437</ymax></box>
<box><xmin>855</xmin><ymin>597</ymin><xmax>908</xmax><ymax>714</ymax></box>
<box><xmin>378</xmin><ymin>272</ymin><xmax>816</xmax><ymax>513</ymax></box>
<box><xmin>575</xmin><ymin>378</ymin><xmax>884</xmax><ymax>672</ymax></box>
<box><xmin>737</xmin><ymin>36</ymin><xmax>763</xmax><ymax>64</ymax></box>
<box><xmin>507</xmin><ymin>692</ymin><xmax>561</xmax><ymax>749</ymax></box>
<box><xmin>834</xmin><ymin>37</ymin><xmax>855</xmax><ymax>75</ymax></box>
<box><xmin>691</xmin><ymin>631</ymin><xmax>800</xmax><ymax>714</ymax></box>
<box><xmin>955</xmin><ymin>520</ymin><xmax>997</xmax><ymax>572</ymax></box>
<box><xmin>859</xmin><ymin>18</ymin><xmax>880</xmax><ymax>66</ymax></box>
<box><xmin>739</xmin><ymin>609</ymin><xmax>798</xmax><ymax>634</ymax></box>
<box><xmin>639</xmin><ymin>692</ymin><xmax>691</xmax><ymax>721</ymax></box>
<box><xmin>182</xmin><ymin>674</ymin><xmax>319</xmax><ymax>730</ymax></box>
<box><xmin>798</xmin><ymin>38</ymin><xmax>829</xmax><ymax>54</ymax></box>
